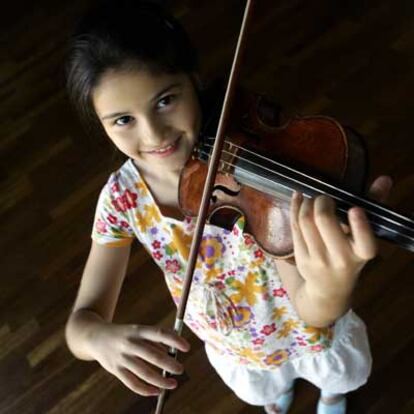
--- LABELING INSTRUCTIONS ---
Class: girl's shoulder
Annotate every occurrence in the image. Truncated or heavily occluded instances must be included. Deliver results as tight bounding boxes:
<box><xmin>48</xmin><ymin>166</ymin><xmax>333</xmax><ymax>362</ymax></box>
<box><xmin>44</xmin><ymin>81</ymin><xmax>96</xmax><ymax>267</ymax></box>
<box><xmin>107</xmin><ymin>158</ymin><xmax>140</xmax><ymax>186</ymax></box>
<box><xmin>99</xmin><ymin>158</ymin><xmax>144</xmax><ymax>205</ymax></box>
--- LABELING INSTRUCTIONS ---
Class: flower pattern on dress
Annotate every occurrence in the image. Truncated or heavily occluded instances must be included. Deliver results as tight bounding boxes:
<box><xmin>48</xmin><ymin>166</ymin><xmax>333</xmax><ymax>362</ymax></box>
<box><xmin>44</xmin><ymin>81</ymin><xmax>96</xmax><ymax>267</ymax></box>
<box><xmin>229</xmin><ymin>272</ymin><xmax>266</xmax><ymax>306</ymax></box>
<box><xmin>136</xmin><ymin>204</ymin><xmax>161</xmax><ymax>233</ymax></box>
<box><xmin>303</xmin><ymin>325</ymin><xmax>333</xmax><ymax>344</ymax></box>
<box><xmin>264</xmin><ymin>350</ymin><xmax>289</xmax><ymax>366</ymax></box>
<box><xmin>96</xmin><ymin>218</ymin><xmax>107</xmax><ymax>234</ymax></box>
<box><xmin>91</xmin><ymin>159</ymin><xmax>335</xmax><ymax>371</ymax></box>
<box><xmin>112</xmin><ymin>189</ymin><xmax>138</xmax><ymax>212</ymax></box>
<box><xmin>166</xmin><ymin>224</ymin><xmax>192</xmax><ymax>260</ymax></box>
<box><xmin>165</xmin><ymin>259</ymin><xmax>180</xmax><ymax>273</ymax></box>
<box><xmin>277</xmin><ymin>319</ymin><xmax>300</xmax><ymax>338</ymax></box>
<box><xmin>272</xmin><ymin>306</ymin><xmax>287</xmax><ymax>320</ymax></box>
<box><xmin>232</xmin><ymin>306</ymin><xmax>252</xmax><ymax>328</ymax></box>
<box><xmin>200</xmin><ymin>235</ymin><xmax>225</xmax><ymax>269</ymax></box>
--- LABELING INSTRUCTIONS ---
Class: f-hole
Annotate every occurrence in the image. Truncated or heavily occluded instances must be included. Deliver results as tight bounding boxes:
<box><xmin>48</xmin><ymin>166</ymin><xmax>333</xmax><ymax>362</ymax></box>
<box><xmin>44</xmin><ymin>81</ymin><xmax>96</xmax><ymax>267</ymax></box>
<box><xmin>211</xmin><ymin>185</ymin><xmax>241</xmax><ymax>203</ymax></box>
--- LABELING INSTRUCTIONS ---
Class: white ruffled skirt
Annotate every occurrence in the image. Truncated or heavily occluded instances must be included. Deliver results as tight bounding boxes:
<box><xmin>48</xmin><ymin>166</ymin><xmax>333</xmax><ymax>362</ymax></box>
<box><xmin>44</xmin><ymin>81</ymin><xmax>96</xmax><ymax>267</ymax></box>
<box><xmin>205</xmin><ymin>310</ymin><xmax>372</xmax><ymax>406</ymax></box>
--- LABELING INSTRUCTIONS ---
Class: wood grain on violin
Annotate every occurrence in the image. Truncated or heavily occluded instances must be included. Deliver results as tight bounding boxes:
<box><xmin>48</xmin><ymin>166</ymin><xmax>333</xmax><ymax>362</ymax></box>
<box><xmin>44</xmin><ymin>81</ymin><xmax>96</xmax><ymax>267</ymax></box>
<box><xmin>1</xmin><ymin>0</ymin><xmax>413</xmax><ymax>413</ymax></box>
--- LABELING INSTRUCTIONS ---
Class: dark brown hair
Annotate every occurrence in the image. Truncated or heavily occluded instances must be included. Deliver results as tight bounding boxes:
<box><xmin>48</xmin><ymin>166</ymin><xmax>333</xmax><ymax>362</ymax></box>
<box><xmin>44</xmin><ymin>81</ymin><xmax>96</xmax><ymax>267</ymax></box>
<box><xmin>65</xmin><ymin>0</ymin><xmax>199</xmax><ymax>140</ymax></box>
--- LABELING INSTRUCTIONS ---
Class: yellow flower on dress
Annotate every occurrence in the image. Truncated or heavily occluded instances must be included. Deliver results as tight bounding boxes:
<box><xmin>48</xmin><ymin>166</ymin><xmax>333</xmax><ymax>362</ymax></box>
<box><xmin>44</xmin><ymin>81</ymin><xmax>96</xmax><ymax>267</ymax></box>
<box><xmin>204</xmin><ymin>267</ymin><xmax>222</xmax><ymax>283</ymax></box>
<box><xmin>145</xmin><ymin>204</ymin><xmax>161</xmax><ymax>222</ymax></box>
<box><xmin>170</xmin><ymin>284</ymin><xmax>182</xmax><ymax>304</ymax></box>
<box><xmin>233</xmin><ymin>306</ymin><xmax>252</xmax><ymax>328</ymax></box>
<box><xmin>237</xmin><ymin>347</ymin><xmax>265</xmax><ymax>363</ymax></box>
<box><xmin>136</xmin><ymin>204</ymin><xmax>161</xmax><ymax>233</ymax></box>
<box><xmin>199</xmin><ymin>236</ymin><xmax>225</xmax><ymax>269</ymax></box>
<box><xmin>167</xmin><ymin>225</ymin><xmax>193</xmax><ymax>261</ymax></box>
<box><xmin>229</xmin><ymin>272</ymin><xmax>266</xmax><ymax>306</ymax></box>
<box><xmin>264</xmin><ymin>349</ymin><xmax>289</xmax><ymax>366</ymax></box>
<box><xmin>277</xmin><ymin>319</ymin><xmax>300</xmax><ymax>338</ymax></box>
<box><xmin>272</xmin><ymin>306</ymin><xmax>287</xmax><ymax>321</ymax></box>
<box><xmin>304</xmin><ymin>325</ymin><xmax>333</xmax><ymax>343</ymax></box>
<box><xmin>134</xmin><ymin>181</ymin><xmax>149</xmax><ymax>196</ymax></box>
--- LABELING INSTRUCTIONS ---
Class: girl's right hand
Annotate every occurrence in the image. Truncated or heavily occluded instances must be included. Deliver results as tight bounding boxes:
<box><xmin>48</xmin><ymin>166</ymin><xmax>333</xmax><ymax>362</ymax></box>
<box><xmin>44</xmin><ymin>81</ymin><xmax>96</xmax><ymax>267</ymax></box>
<box><xmin>90</xmin><ymin>323</ymin><xmax>191</xmax><ymax>396</ymax></box>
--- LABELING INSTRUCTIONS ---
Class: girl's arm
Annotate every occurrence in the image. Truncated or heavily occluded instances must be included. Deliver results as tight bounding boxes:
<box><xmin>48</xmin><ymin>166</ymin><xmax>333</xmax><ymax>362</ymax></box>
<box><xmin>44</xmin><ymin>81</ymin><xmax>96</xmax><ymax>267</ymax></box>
<box><xmin>65</xmin><ymin>241</ymin><xmax>190</xmax><ymax>396</ymax></box>
<box><xmin>65</xmin><ymin>241</ymin><xmax>132</xmax><ymax>360</ymax></box>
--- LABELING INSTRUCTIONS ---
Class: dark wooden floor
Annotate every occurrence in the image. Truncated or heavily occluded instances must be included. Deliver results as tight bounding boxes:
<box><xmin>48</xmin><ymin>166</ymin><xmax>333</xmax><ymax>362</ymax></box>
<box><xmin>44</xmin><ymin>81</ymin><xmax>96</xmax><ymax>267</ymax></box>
<box><xmin>1</xmin><ymin>0</ymin><xmax>413</xmax><ymax>413</ymax></box>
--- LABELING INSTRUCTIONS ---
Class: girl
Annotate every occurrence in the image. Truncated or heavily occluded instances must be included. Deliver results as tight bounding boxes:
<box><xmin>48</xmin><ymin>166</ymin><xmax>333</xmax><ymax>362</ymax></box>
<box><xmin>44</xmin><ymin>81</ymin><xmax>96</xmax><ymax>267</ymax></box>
<box><xmin>64</xmin><ymin>1</ymin><xmax>392</xmax><ymax>413</ymax></box>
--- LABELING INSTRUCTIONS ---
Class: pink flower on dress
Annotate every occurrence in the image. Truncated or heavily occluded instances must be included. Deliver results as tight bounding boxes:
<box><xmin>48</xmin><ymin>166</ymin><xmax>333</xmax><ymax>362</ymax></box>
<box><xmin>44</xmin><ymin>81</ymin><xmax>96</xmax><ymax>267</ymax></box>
<box><xmin>152</xmin><ymin>240</ymin><xmax>161</xmax><ymax>249</ymax></box>
<box><xmin>243</xmin><ymin>234</ymin><xmax>254</xmax><ymax>246</ymax></box>
<box><xmin>233</xmin><ymin>227</ymin><xmax>239</xmax><ymax>236</ymax></box>
<box><xmin>252</xmin><ymin>337</ymin><xmax>265</xmax><ymax>346</ymax></box>
<box><xmin>112</xmin><ymin>189</ymin><xmax>138</xmax><ymax>212</ymax></box>
<box><xmin>153</xmin><ymin>251</ymin><xmax>163</xmax><ymax>260</ymax></box>
<box><xmin>96</xmin><ymin>219</ymin><xmax>107</xmax><ymax>233</ymax></box>
<box><xmin>272</xmin><ymin>288</ymin><xmax>287</xmax><ymax>297</ymax></box>
<box><xmin>165</xmin><ymin>259</ymin><xmax>180</xmax><ymax>273</ymax></box>
<box><xmin>260</xmin><ymin>323</ymin><xmax>277</xmax><ymax>336</ymax></box>
<box><xmin>107</xmin><ymin>214</ymin><xmax>118</xmax><ymax>224</ymax></box>
<box><xmin>296</xmin><ymin>336</ymin><xmax>307</xmax><ymax>346</ymax></box>
<box><xmin>254</xmin><ymin>249</ymin><xmax>264</xmax><ymax>258</ymax></box>
<box><xmin>311</xmin><ymin>344</ymin><xmax>323</xmax><ymax>352</ymax></box>
<box><xmin>120</xmin><ymin>220</ymin><xmax>130</xmax><ymax>228</ymax></box>
<box><xmin>111</xmin><ymin>182</ymin><xmax>120</xmax><ymax>193</ymax></box>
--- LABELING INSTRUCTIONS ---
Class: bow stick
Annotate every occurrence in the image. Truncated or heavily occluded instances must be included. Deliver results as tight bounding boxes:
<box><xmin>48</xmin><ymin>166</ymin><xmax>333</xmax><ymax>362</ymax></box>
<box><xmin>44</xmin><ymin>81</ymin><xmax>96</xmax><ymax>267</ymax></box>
<box><xmin>154</xmin><ymin>1</ymin><xmax>254</xmax><ymax>412</ymax></box>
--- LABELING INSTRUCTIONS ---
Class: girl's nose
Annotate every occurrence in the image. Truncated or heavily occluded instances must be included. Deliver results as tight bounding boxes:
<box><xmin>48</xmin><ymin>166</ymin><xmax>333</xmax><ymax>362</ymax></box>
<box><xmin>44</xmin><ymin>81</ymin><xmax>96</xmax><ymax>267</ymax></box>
<box><xmin>139</xmin><ymin>115</ymin><xmax>168</xmax><ymax>147</ymax></box>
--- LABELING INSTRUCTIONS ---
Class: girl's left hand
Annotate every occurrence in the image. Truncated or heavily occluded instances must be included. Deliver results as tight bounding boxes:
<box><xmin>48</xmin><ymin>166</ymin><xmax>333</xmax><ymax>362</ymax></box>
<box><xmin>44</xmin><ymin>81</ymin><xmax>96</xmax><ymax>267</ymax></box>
<box><xmin>290</xmin><ymin>175</ymin><xmax>393</xmax><ymax>299</ymax></box>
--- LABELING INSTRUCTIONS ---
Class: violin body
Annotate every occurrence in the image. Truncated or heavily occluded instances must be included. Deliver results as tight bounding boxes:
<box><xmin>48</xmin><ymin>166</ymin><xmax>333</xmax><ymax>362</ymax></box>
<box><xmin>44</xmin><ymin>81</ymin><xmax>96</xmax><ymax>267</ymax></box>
<box><xmin>179</xmin><ymin>89</ymin><xmax>414</xmax><ymax>256</ymax></box>
<box><xmin>179</xmin><ymin>90</ymin><xmax>369</xmax><ymax>258</ymax></box>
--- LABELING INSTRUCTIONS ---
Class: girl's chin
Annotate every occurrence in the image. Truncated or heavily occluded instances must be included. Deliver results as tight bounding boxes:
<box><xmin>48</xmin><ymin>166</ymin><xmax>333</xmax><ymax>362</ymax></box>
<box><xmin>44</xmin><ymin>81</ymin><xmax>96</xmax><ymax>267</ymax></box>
<box><xmin>136</xmin><ymin>151</ymin><xmax>189</xmax><ymax>170</ymax></box>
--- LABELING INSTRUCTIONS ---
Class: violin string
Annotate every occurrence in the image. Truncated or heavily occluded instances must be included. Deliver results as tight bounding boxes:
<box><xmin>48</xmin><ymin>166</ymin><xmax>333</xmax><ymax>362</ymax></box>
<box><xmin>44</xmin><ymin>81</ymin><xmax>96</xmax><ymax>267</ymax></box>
<box><xmin>202</xmin><ymin>138</ymin><xmax>414</xmax><ymax>229</ymax></box>
<box><xmin>198</xmin><ymin>149</ymin><xmax>413</xmax><ymax>242</ymax></box>
<box><xmin>198</xmin><ymin>147</ymin><xmax>414</xmax><ymax>241</ymax></box>
<box><xmin>203</xmin><ymin>138</ymin><xmax>413</xmax><ymax>226</ymax></box>
<box><xmin>199</xmin><ymin>148</ymin><xmax>347</xmax><ymax>218</ymax></box>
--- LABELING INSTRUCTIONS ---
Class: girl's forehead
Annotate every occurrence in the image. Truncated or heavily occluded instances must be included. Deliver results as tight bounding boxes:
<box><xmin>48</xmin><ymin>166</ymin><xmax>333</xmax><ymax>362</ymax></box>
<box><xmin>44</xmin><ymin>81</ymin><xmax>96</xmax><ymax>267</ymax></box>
<box><xmin>92</xmin><ymin>69</ymin><xmax>190</xmax><ymax>114</ymax></box>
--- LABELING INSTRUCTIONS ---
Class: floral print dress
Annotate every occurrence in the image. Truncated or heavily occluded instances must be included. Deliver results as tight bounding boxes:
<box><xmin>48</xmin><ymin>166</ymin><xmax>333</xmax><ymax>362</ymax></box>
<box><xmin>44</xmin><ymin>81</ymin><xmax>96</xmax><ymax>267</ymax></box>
<box><xmin>92</xmin><ymin>158</ymin><xmax>372</xmax><ymax>402</ymax></box>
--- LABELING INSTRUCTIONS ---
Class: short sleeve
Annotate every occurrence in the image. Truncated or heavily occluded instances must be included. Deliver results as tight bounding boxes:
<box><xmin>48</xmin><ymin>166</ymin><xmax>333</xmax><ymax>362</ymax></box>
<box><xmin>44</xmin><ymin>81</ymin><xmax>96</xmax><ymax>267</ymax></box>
<box><xmin>91</xmin><ymin>176</ymin><xmax>136</xmax><ymax>247</ymax></box>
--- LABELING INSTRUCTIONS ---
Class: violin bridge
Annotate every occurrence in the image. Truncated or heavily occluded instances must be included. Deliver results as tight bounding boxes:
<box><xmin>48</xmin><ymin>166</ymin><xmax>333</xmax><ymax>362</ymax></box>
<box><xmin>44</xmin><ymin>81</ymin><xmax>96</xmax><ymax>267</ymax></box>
<box><xmin>219</xmin><ymin>139</ymin><xmax>238</xmax><ymax>175</ymax></box>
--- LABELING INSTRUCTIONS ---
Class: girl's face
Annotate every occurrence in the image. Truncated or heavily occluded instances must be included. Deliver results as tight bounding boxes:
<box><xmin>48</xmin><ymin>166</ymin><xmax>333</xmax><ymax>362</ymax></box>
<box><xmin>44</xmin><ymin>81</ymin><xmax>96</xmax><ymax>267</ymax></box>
<box><xmin>92</xmin><ymin>68</ymin><xmax>202</xmax><ymax>175</ymax></box>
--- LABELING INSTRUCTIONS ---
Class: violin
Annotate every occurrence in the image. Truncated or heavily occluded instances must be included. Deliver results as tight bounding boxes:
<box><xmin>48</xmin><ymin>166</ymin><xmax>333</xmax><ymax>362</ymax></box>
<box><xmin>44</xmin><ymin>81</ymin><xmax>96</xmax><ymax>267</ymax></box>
<box><xmin>179</xmin><ymin>88</ymin><xmax>414</xmax><ymax>257</ymax></box>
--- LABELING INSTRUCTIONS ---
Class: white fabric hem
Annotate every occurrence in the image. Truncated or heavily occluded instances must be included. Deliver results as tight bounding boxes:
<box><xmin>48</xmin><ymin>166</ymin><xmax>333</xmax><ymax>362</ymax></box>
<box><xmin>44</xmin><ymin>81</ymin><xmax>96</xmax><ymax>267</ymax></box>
<box><xmin>205</xmin><ymin>310</ymin><xmax>372</xmax><ymax>406</ymax></box>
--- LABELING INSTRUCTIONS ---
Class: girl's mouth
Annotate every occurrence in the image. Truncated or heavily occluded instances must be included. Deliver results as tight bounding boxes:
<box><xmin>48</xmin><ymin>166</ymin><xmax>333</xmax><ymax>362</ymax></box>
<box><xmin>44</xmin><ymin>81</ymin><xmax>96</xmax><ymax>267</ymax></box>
<box><xmin>145</xmin><ymin>137</ymin><xmax>180</xmax><ymax>158</ymax></box>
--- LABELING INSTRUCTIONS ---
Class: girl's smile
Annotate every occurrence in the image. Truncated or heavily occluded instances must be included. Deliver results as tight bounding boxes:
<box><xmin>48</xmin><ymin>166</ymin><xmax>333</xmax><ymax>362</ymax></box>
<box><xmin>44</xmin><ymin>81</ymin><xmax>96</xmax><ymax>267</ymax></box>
<box><xmin>92</xmin><ymin>68</ymin><xmax>202</xmax><ymax>175</ymax></box>
<box><xmin>140</xmin><ymin>135</ymin><xmax>181</xmax><ymax>157</ymax></box>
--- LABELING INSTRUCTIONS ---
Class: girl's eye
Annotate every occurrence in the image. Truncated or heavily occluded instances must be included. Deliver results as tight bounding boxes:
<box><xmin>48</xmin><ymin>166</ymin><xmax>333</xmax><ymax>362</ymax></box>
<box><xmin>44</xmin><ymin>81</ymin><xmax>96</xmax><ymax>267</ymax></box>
<box><xmin>114</xmin><ymin>116</ymin><xmax>134</xmax><ymax>126</ymax></box>
<box><xmin>157</xmin><ymin>94</ymin><xmax>176</xmax><ymax>109</ymax></box>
